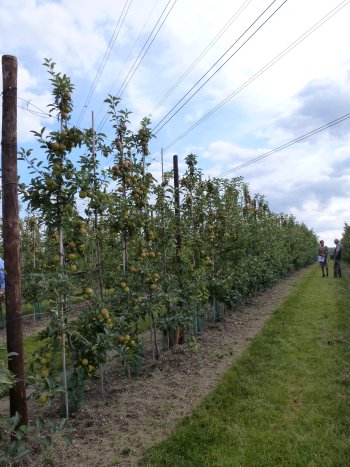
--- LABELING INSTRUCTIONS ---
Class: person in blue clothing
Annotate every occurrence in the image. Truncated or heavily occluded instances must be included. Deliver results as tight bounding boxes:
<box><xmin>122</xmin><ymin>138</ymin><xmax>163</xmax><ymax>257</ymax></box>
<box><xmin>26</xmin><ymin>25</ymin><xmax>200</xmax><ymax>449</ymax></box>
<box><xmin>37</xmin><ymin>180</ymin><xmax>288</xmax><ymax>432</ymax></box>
<box><xmin>0</xmin><ymin>257</ymin><xmax>5</xmax><ymax>294</ymax></box>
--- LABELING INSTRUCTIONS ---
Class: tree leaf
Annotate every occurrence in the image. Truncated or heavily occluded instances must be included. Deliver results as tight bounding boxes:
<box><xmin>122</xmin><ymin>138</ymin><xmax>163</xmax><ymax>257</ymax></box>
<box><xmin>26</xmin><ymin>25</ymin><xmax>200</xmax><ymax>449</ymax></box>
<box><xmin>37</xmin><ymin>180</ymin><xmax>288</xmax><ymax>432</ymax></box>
<box><xmin>39</xmin><ymin>436</ymin><xmax>52</xmax><ymax>448</ymax></box>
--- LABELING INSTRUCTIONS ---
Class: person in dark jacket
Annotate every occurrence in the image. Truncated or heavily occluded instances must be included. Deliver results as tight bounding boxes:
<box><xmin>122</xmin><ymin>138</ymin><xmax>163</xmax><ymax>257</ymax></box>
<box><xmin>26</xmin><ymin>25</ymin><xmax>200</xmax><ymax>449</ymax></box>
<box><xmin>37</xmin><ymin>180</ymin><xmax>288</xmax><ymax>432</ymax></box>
<box><xmin>333</xmin><ymin>239</ymin><xmax>342</xmax><ymax>278</ymax></box>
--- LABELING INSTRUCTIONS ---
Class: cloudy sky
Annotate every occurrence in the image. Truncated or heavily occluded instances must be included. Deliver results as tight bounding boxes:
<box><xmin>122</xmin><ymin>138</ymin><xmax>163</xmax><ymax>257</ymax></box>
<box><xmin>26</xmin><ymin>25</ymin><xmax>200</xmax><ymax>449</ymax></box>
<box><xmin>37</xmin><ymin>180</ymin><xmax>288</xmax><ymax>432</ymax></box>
<box><xmin>1</xmin><ymin>0</ymin><xmax>350</xmax><ymax>247</ymax></box>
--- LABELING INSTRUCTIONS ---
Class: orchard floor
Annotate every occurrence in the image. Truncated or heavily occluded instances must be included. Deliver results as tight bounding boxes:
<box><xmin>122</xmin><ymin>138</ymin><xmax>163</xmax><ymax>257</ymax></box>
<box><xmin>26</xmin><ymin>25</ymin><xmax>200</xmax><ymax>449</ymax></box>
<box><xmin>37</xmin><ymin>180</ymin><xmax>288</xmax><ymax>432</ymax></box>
<box><xmin>1</xmin><ymin>264</ymin><xmax>324</xmax><ymax>467</ymax></box>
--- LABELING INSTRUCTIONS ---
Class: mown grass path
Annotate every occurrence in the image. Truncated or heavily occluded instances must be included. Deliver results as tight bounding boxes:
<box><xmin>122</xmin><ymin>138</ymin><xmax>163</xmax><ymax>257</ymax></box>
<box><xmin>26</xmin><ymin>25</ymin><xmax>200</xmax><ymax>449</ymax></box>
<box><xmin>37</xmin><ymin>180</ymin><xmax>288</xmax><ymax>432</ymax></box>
<box><xmin>141</xmin><ymin>264</ymin><xmax>350</xmax><ymax>466</ymax></box>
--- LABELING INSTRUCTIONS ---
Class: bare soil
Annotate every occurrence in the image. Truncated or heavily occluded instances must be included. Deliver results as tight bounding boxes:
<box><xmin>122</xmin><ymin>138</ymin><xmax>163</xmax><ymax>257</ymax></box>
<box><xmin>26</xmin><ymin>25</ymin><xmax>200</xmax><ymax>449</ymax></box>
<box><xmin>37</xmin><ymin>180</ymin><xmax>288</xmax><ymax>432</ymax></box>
<box><xmin>1</xmin><ymin>266</ymin><xmax>313</xmax><ymax>467</ymax></box>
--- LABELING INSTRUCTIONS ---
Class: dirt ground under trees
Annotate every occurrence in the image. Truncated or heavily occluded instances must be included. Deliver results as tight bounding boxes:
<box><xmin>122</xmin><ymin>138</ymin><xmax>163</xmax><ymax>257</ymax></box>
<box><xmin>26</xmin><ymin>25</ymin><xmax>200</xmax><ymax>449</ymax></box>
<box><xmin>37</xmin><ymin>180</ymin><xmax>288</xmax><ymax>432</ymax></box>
<box><xmin>1</xmin><ymin>266</ymin><xmax>315</xmax><ymax>467</ymax></box>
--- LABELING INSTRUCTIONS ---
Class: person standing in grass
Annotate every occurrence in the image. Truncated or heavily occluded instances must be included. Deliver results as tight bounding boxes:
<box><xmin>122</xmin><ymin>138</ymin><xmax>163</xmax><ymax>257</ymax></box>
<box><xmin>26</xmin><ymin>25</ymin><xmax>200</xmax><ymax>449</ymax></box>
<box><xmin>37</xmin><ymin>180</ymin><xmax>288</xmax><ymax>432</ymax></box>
<box><xmin>333</xmin><ymin>239</ymin><xmax>343</xmax><ymax>278</ymax></box>
<box><xmin>317</xmin><ymin>240</ymin><xmax>329</xmax><ymax>277</ymax></box>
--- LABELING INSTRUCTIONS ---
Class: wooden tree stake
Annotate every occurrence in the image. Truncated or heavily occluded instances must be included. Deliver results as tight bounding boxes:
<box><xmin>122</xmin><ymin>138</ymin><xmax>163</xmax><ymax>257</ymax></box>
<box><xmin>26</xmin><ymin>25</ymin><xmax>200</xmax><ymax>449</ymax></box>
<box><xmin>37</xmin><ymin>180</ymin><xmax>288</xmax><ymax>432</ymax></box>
<box><xmin>1</xmin><ymin>55</ymin><xmax>28</xmax><ymax>425</ymax></box>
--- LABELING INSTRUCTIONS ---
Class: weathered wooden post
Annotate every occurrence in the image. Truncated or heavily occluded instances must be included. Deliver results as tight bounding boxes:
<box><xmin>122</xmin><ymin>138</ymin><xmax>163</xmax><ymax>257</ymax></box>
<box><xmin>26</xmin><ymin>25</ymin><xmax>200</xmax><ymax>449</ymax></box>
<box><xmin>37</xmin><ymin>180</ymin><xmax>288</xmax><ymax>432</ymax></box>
<box><xmin>173</xmin><ymin>155</ymin><xmax>185</xmax><ymax>344</ymax></box>
<box><xmin>173</xmin><ymin>155</ymin><xmax>181</xmax><ymax>253</ymax></box>
<box><xmin>1</xmin><ymin>55</ymin><xmax>28</xmax><ymax>425</ymax></box>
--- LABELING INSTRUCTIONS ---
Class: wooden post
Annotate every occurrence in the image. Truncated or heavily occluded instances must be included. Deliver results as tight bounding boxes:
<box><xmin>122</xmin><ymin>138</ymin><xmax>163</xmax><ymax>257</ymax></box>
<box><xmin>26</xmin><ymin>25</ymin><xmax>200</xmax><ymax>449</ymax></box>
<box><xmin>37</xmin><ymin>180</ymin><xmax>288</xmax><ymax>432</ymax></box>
<box><xmin>161</xmin><ymin>148</ymin><xmax>164</xmax><ymax>183</ymax></box>
<box><xmin>1</xmin><ymin>55</ymin><xmax>28</xmax><ymax>424</ymax></box>
<box><xmin>173</xmin><ymin>155</ymin><xmax>184</xmax><ymax>344</ymax></box>
<box><xmin>173</xmin><ymin>155</ymin><xmax>181</xmax><ymax>253</ymax></box>
<box><xmin>160</xmin><ymin>148</ymin><xmax>167</xmax><ymax>274</ymax></box>
<box><xmin>92</xmin><ymin>111</ymin><xmax>104</xmax><ymax>299</ymax></box>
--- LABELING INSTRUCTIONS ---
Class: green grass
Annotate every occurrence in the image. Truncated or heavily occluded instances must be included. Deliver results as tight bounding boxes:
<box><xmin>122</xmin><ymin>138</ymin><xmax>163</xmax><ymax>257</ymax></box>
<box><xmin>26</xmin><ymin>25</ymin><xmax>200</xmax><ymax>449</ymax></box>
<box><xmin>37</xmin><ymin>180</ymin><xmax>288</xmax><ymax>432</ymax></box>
<box><xmin>1</xmin><ymin>336</ymin><xmax>47</xmax><ymax>368</ymax></box>
<box><xmin>23</xmin><ymin>334</ymin><xmax>67</xmax><ymax>376</ymax></box>
<box><xmin>141</xmin><ymin>265</ymin><xmax>350</xmax><ymax>466</ymax></box>
<box><xmin>21</xmin><ymin>299</ymin><xmax>51</xmax><ymax>315</ymax></box>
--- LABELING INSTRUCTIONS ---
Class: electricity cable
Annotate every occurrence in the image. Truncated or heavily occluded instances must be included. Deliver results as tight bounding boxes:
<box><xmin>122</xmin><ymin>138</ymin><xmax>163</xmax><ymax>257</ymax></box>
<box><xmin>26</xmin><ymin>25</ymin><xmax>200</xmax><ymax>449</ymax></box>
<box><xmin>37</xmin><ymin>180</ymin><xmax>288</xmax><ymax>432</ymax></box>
<box><xmin>219</xmin><ymin>112</ymin><xmax>350</xmax><ymax>176</ymax></box>
<box><xmin>96</xmin><ymin>0</ymin><xmax>178</xmax><ymax>133</ymax></box>
<box><xmin>17</xmin><ymin>97</ymin><xmax>52</xmax><ymax>118</ymax></box>
<box><xmin>117</xmin><ymin>0</ymin><xmax>178</xmax><ymax>98</ymax></box>
<box><xmin>152</xmin><ymin>0</ymin><xmax>287</xmax><ymax>134</ymax></box>
<box><xmin>92</xmin><ymin>0</ymin><xmax>162</xmax><ymax>124</ymax></box>
<box><xmin>152</xmin><ymin>0</ymin><xmax>349</xmax><ymax>159</ymax></box>
<box><xmin>75</xmin><ymin>0</ymin><xmax>133</xmax><ymax>127</ymax></box>
<box><xmin>17</xmin><ymin>105</ymin><xmax>51</xmax><ymax>118</ymax></box>
<box><xmin>151</xmin><ymin>0</ymin><xmax>254</xmax><ymax>115</ymax></box>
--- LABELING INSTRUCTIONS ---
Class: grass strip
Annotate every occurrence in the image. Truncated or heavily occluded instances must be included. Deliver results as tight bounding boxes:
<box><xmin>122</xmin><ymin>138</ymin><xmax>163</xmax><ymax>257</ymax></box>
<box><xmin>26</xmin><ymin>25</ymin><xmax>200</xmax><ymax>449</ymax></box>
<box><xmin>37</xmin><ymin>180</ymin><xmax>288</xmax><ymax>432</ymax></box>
<box><xmin>141</xmin><ymin>265</ymin><xmax>350</xmax><ymax>466</ymax></box>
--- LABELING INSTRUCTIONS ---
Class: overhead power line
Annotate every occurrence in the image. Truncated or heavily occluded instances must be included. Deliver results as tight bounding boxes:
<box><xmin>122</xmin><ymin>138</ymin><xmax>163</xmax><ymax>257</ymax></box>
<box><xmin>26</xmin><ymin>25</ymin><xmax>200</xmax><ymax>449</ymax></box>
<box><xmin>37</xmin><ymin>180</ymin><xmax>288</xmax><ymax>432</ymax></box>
<box><xmin>17</xmin><ymin>97</ymin><xmax>52</xmax><ymax>118</ymax></box>
<box><xmin>153</xmin><ymin>0</ymin><xmax>349</xmax><ymax>158</ymax></box>
<box><xmin>152</xmin><ymin>0</ymin><xmax>288</xmax><ymax>135</ymax></box>
<box><xmin>96</xmin><ymin>0</ymin><xmax>178</xmax><ymax>133</ymax></box>
<box><xmin>75</xmin><ymin>0</ymin><xmax>133</xmax><ymax>127</ymax></box>
<box><xmin>16</xmin><ymin>96</ymin><xmax>100</xmax><ymax>139</ymax></box>
<box><xmin>150</xmin><ymin>0</ymin><xmax>254</xmax><ymax>115</ymax></box>
<box><xmin>92</xmin><ymin>0</ymin><xmax>162</xmax><ymax>125</ymax></box>
<box><xmin>116</xmin><ymin>0</ymin><xmax>178</xmax><ymax>99</ymax></box>
<box><xmin>219</xmin><ymin>112</ymin><xmax>350</xmax><ymax>177</ymax></box>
